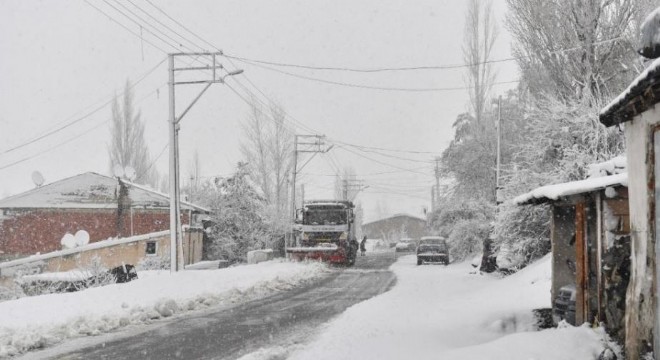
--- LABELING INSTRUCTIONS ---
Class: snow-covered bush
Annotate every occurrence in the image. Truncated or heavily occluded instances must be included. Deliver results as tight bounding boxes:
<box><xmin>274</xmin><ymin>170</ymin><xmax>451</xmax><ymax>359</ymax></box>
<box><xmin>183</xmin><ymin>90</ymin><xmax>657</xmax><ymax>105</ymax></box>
<box><xmin>137</xmin><ymin>254</ymin><xmax>170</xmax><ymax>271</ymax></box>
<box><xmin>447</xmin><ymin>219</ymin><xmax>491</xmax><ymax>261</ymax></box>
<box><xmin>0</xmin><ymin>283</ymin><xmax>25</xmax><ymax>302</ymax></box>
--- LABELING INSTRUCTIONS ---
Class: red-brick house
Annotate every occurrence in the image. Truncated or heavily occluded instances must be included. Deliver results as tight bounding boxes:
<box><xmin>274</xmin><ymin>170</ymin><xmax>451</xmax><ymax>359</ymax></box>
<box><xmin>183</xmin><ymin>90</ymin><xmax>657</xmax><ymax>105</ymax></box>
<box><xmin>0</xmin><ymin>172</ymin><xmax>209</xmax><ymax>260</ymax></box>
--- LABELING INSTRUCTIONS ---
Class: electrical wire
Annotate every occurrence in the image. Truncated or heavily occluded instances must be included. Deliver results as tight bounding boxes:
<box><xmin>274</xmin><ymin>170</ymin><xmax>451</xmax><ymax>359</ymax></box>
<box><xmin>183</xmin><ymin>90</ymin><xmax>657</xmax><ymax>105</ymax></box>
<box><xmin>84</xmin><ymin>0</ymin><xmax>170</xmax><ymax>53</ymax></box>
<box><xmin>237</xmin><ymin>58</ymin><xmax>520</xmax><ymax>92</ymax></box>
<box><xmin>1</xmin><ymin>57</ymin><xmax>167</xmax><ymax>156</ymax></box>
<box><xmin>0</xmin><ymin>86</ymin><xmax>164</xmax><ymax>172</ymax></box>
<box><xmin>222</xmin><ymin>36</ymin><xmax>626</xmax><ymax>74</ymax></box>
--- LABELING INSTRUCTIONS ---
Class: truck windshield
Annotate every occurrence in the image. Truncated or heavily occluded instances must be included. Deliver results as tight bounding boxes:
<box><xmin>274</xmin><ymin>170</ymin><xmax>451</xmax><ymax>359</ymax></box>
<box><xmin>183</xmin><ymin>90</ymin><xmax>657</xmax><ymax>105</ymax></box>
<box><xmin>303</xmin><ymin>208</ymin><xmax>347</xmax><ymax>225</ymax></box>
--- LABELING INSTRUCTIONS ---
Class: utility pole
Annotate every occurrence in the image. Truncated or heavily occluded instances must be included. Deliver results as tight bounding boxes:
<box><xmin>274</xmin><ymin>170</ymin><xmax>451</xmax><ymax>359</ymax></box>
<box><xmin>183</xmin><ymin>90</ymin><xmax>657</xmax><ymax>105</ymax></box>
<box><xmin>434</xmin><ymin>157</ymin><xmax>441</xmax><ymax>206</ymax></box>
<box><xmin>342</xmin><ymin>178</ymin><xmax>367</xmax><ymax>201</ymax></box>
<box><xmin>289</xmin><ymin>134</ymin><xmax>332</xmax><ymax>248</ymax></box>
<box><xmin>168</xmin><ymin>52</ymin><xmax>243</xmax><ymax>272</ymax></box>
<box><xmin>495</xmin><ymin>95</ymin><xmax>502</xmax><ymax>205</ymax></box>
<box><xmin>431</xmin><ymin>186</ymin><xmax>436</xmax><ymax>211</ymax></box>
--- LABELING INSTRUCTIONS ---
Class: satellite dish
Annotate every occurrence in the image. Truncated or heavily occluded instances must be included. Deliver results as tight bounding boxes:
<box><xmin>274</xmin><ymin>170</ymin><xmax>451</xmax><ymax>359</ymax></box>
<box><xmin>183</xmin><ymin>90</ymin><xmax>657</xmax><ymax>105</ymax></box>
<box><xmin>113</xmin><ymin>164</ymin><xmax>125</xmax><ymax>178</ymax></box>
<box><xmin>124</xmin><ymin>166</ymin><xmax>136</xmax><ymax>181</ymax></box>
<box><xmin>61</xmin><ymin>233</ymin><xmax>76</xmax><ymax>249</ymax></box>
<box><xmin>31</xmin><ymin>171</ymin><xmax>45</xmax><ymax>187</ymax></box>
<box><xmin>74</xmin><ymin>230</ymin><xmax>90</xmax><ymax>247</ymax></box>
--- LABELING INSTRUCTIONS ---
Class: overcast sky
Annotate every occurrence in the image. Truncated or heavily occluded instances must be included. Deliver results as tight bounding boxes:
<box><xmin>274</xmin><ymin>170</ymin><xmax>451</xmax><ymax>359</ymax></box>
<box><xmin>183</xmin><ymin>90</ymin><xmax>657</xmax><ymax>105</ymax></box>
<box><xmin>0</xmin><ymin>0</ymin><xmax>518</xmax><ymax>222</ymax></box>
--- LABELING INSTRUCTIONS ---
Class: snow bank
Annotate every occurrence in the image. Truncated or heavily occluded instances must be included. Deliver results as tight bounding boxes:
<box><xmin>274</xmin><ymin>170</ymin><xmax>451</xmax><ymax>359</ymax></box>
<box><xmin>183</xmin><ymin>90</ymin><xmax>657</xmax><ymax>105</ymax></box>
<box><xmin>0</xmin><ymin>260</ymin><xmax>328</xmax><ymax>357</ymax></box>
<box><xmin>287</xmin><ymin>255</ymin><xmax>613</xmax><ymax>360</ymax></box>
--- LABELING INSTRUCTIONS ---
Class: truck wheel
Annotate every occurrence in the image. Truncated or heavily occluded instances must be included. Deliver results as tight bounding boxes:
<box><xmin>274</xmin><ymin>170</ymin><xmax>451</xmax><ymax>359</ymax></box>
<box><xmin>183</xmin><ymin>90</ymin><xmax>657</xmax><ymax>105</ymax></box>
<box><xmin>417</xmin><ymin>259</ymin><xmax>422</xmax><ymax>266</ymax></box>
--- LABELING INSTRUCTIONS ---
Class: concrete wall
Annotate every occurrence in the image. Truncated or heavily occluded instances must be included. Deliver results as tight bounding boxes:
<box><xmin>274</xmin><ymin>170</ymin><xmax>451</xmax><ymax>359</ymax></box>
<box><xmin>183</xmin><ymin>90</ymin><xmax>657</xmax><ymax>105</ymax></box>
<box><xmin>624</xmin><ymin>106</ymin><xmax>659</xmax><ymax>358</ymax></box>
<box><xmin>0</xmin><ymin>208</ymin><xmax>190</xmax><ymax>258</ymax></box>
<box><xmin>0</xmin><ymin>229</ymin><xmax>204</xmax><ymax>278</ymax></box>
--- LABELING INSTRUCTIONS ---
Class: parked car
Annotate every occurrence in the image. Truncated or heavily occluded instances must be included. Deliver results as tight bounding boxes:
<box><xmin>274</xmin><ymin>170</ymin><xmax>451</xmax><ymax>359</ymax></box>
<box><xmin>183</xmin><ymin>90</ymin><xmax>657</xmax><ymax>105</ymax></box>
<box><xmin>552</xmin><ymin>284</ymin><xmax>576</xmax><ymax>325</ymax></box>
<box><xmin>417</xmin><ymin>236</ymin><xmax>449</xmax><ymax>265</ymax></box>
<box><xmin>395</xmin><ymin>238</ymin><xmax>417</xmax><ymax>252</ymax></box>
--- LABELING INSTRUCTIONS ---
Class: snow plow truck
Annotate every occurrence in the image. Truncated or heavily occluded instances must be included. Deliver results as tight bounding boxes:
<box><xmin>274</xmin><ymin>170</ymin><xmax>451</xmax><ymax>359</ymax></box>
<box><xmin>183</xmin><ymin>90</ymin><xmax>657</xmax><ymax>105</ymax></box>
<box><xmin>287</xmin><ymin>200</ymin><xmax>359</xmax><ymax>266</ymax></box>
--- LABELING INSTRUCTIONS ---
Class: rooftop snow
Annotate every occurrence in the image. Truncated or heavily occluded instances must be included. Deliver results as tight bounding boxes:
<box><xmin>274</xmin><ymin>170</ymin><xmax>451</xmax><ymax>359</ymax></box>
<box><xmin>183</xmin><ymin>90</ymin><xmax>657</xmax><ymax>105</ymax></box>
<box><xmin>587</xmin><ymin>155</ymin><xmax>626</xmax><ymax>178</ymax></box>
<box><xmin>513</xmin><ymin>173</ymin><xmax>628</xmax><ymax>205</ymax></box>
<box><xmin>362</xmin><ymin>213</ymin><xmax>427</xmax><ymax>226</ymax></box>
<box><xmin>0</xmin><ymin>172</ymin><xmax>208</xmax><ymax>212</ymax></box>
<box><xmin>600</xmin><ymin>56</ymin><xmax>660</xmax><ymax>126</ymax></box>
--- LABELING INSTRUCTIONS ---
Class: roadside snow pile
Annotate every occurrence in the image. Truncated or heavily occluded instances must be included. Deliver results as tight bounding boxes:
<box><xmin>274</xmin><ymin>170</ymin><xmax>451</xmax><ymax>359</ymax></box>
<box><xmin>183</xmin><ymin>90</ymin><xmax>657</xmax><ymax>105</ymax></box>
<box><xmin>288</xmin><ymin>254</ymin><xmax>613</xmax><ymax>360</ymax></box>
<box><xmin>0</xmin><ymin>260</ymin><xmax>328</xmax><ymax>357</ymax></box>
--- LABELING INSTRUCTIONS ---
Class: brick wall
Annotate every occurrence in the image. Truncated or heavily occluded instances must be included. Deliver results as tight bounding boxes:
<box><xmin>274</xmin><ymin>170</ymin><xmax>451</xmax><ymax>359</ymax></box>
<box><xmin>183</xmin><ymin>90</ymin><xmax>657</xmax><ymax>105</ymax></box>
<box><xmin>0</xmin><ymin>208</ymin><xmax>190</xmax><ymax>257</ymax></box>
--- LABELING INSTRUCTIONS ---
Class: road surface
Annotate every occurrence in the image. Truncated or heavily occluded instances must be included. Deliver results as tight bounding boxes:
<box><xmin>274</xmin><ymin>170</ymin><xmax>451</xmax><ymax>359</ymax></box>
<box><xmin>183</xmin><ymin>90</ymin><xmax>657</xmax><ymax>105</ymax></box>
<box><xmin>27</xmin><ymin>251</ymin><xmax>397</xmax><ymax>360</ymax></box>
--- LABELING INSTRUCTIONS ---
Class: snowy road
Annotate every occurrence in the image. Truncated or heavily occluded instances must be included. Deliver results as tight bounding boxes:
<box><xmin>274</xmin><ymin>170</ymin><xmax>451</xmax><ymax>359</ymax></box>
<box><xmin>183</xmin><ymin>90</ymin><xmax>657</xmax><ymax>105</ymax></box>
<box><xmin>28</xmin><ymin>252</ymin><xmax>397</xmax><ymax>360</ymax></box>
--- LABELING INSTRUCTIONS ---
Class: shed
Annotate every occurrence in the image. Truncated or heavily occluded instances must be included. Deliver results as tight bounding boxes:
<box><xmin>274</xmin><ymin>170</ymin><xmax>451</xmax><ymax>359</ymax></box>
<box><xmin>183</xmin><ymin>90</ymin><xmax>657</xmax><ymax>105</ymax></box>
<box><xmin>515</xmin><ymin>166</ymin><xmax>630</xmax><ymax>343</ymax></box>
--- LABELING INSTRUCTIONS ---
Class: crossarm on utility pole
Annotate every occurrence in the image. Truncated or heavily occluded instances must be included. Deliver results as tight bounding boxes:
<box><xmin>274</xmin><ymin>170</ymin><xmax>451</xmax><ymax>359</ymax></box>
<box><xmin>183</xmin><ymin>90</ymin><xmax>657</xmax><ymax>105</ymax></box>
<box><xmin>176</xmin><ymin>82</ymin><xmax>212</xmax><ymax>123</ymax></box>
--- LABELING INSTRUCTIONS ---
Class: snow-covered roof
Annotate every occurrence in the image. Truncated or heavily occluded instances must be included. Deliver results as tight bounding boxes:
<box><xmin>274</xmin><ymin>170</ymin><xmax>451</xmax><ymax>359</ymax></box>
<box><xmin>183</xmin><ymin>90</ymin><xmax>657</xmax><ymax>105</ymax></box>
<box><xmin>513</xmin><ymin>173</ymin><xmax>628</xmax><ymax>205</ymax></box>
<box><xmin>362</xmin><ymin>213</ymin><xmax>427</xmax><ymax>226</ymax></box>
<box><xmin>0</xmin><ymin>172</ymin><xmax>209</xmax><ymax>212</ymax></box>
<box><xmin>587</xmin><ymin>155</ymin><xmax>626</xmax><ymax>178</ymax></box>
<box><xmin>600</xmin><ymin>56</ymin><xmax>660</xmax><ymax>126</ymax></box>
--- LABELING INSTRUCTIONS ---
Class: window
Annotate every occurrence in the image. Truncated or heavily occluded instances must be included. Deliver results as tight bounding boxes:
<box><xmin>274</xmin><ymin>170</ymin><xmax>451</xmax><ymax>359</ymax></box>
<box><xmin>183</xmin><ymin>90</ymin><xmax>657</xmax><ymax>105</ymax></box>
<box><xmin>145</xmin><ymin>241</ymin><xmax>157</xmax><ymax>256</ymax></box>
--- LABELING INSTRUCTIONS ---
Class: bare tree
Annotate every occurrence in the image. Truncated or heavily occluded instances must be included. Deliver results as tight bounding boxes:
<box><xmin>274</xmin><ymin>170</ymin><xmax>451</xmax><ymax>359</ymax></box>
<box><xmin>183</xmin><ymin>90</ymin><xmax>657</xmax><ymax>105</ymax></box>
<box><xmin>463</xmin><ymin>0</ymin><xmax>498</xmax><ymax>124</ymax></box>
<box><xmin>108</xmin><ymin>80</ymin><xmax>156</xmax><ymax>186</ymax></box>
<box><xmin>240</xmin><ymin>99</ymin><xmax>293</xmax><ymax>231</ymax></box>
<box><xmin>506</xmin><ymin>0</ymin><xmax>639</xmax><ymax>101</ymax></box>
<box><xmin>186</xmin><ymin>150</ymin><xmax>202</xmax><ymax>203</ymax></box>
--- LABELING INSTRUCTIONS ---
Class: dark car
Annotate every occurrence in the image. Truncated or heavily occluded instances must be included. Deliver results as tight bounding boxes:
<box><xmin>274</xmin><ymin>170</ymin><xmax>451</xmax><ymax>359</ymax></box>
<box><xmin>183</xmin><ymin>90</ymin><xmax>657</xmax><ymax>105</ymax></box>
<box><xmin>416</xmin><ymin>236</ymin><xmax>449</xmax><ymax>265</ymax></box>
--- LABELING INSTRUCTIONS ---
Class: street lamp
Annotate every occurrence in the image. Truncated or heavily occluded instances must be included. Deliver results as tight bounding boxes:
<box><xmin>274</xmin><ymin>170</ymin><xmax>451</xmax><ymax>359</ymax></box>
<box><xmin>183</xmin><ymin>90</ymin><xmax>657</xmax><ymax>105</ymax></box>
<box><xmin>168</xmin><ymin>52</ymin><xmax>243</xmax><ymax>272</ymax></box>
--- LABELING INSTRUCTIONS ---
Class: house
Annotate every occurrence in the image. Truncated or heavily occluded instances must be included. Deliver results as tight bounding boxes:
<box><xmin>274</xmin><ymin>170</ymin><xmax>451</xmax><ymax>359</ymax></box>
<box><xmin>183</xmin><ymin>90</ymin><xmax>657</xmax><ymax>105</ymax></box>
<box><xmin>361</xmin><ymin>213</ymin><xmax>428</xmax><ymax>244</ymax></box>
<box><xmin>0</xmin><ymin>172</ymin><xmax>209</xmax><ymax>260</ymax></box>
<box><xmin>597</xmin><ymin>11</ymin><xmax>660</xmax><ymax>357</ymax></box>
<box><xmin>514</xmin><ymin>158</ymin><xmax>630</xmax><ymax>343</ymax></box>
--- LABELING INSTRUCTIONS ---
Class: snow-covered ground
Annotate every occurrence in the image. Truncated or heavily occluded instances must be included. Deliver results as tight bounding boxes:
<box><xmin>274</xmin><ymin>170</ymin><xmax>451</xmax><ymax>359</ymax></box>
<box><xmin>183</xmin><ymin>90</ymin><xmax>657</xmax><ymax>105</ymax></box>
<box><xmin>0</xmin><ymin>260</ymin><xmax>328</xmax><ymax>357</ymax></box>
<box><xmin>281</xmin><ymin>254</ymin><xmax>615</xmax><ymax>360</ymax></box>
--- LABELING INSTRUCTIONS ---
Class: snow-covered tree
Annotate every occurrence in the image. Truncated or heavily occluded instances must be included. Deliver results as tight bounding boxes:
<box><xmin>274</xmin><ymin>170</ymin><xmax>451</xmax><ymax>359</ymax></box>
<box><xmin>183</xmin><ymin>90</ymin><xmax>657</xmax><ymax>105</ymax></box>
<box><xmin>506</xmin><ymin>0</ymin><xmax>641</xmax><ymax>101</ymax></box>
<box><xmin>203</xmin><ymin>162</ymin><xmax>272</xmax><ymax>262</ymax></box>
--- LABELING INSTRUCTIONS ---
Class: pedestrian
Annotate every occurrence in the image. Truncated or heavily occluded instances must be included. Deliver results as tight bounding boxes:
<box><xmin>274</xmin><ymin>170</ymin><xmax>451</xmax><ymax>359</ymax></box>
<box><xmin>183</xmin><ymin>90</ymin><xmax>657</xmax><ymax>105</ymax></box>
<box><xmin>360</xmin><ymin>236</ymin><xmax>367</xmax><ymax>256</ymax></box>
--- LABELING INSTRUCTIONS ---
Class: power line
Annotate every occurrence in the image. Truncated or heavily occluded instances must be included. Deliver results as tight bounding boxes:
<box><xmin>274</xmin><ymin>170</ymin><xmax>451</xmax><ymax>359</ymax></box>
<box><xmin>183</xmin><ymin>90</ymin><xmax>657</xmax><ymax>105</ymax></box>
<box><xmin>126</xmin><ymin>0</ymin><xmax>206</xmax><ymax>51</ymax></box>
<box><xmin>1</xmin><ymin>57</ymin><xmax>167</xmax><ymax>156</ymax></box>
<box><xmin>329</xmin><ymin>140</ymin><xmax>441</xmax><ymax>155</ymax></box>
<box><xmin>223</xmin><ymin>53</ymin><xmax>516</xmax><ymax>73</ymax></box>
<box><xmin>100</xmin><ymin>0</ymin><xmax>185</xmax><ymax>53</ymax></box>
<box><xmin>237</xmin><ymin>58</ymin><xmax>520</xmax><ymax>92</ymax></box>
<box><xmin>0</xmin><ymin>86</ymin><xmax>163</xmax><ymax>172</ymax></box>
<box><xmin>335</xmin><ymin>145</ymin><xmax>430</xmax><ymax>176</ymax></box>
<box><xmin>84</xmin><ymin>0</ymin><xmax>170</xmax><ymax>54</ymax></box>
<box><xmin>144</xmin><ymin>143</ymin><xmax>169</xmax><ymax>174</ymax></box>
<box><xmin>223</xmin><ymin>36</ymin><xmax>627</xmax><ymax>74</ymax></box>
